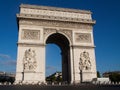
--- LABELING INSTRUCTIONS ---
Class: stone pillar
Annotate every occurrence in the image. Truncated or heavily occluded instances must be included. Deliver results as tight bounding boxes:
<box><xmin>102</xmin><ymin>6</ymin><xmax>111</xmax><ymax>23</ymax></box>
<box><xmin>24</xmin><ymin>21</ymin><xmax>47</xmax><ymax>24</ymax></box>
<box><xmin>15</xmin><ymin>22</ymin><xmax>46</xmax><ymax>84</ymax></box>
<box><xmin>62</xmin><ymin>49</ymin><xmax>70</xmax><ymax>82</ymax></box>
<box><xmin>15</xmin><ymin>44</ymin><xmax>46</xmax><ymax>84</ymax></box>
<box><xmin>69</xmin><ymin>46</ymin><xmax>74</xmax><ymax>84</ymax></box>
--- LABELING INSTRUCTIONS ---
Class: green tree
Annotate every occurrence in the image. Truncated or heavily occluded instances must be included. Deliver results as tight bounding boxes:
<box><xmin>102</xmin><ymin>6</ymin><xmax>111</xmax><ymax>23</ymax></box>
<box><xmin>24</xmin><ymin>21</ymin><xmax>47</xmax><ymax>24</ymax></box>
<box><xmin>56</xmin><ymin>76</ymin><xmax>62</xmax><ymax>82</ymax></box>
<box><xmin>97</xmin><ymin>71</ymin><xmax>101</xmax><ymax>78</ymax></box>
<box><xmin>109</xmin><ymin>73</ymin><xmax>120</xmax><ymax>83</ymax></box>
<box><xmin>49</xmin><ymin>75</ymin><xmax>56</xmax><ymax>82</ymax></box>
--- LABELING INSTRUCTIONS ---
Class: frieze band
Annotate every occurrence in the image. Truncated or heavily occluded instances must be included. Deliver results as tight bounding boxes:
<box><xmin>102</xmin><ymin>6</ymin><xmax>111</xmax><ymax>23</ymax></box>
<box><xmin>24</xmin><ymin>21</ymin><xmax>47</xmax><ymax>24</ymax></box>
<box><xmin>19</xmin><ymin>19</ymin><xmax>93</xmax><ymax>30</ymax></box>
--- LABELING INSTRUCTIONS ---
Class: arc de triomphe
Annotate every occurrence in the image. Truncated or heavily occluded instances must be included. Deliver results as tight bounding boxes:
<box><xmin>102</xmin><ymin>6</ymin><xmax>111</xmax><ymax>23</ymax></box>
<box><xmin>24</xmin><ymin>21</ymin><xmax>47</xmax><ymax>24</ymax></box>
<box><xmin>15</xmin><ymin>4</ymin><xmax>97</xmax><ymax>84</ymax></box>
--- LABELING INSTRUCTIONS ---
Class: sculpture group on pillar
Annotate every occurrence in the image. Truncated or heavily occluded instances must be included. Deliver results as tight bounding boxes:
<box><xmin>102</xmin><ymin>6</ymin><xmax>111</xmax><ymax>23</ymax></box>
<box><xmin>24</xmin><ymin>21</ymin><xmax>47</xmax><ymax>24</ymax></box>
<box><xmin>79</xmin><ymin>51</ymin><xmax>91</xmax><ymax>71</ymax></box>
<box><xmin>23</xmin><ymin>48</ymin><xmax>37</xmax><ymax>72</ymax></box>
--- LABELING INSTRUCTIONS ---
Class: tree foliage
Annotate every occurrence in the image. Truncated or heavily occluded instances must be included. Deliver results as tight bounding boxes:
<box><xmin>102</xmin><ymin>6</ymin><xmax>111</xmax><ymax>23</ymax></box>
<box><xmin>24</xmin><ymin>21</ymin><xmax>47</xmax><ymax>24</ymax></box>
<box><xmin>46</xmin><ymin>75</ymin><xmax>62</xmax><ymax>82</ymax></box>
<box><xmin>46</xmin><ymin>72</ymin><xmax>62</xmax><ymax>82</ymax></box>
<box><xmin>109</xmin><ymin>73</ymin><xmax>120</xmax><ymax>83</ymax></box>
<box><xmin>0</xmin><ymin>76</ymin><xmax>15</xmax><ymax>84</ymax></box>
<box><xmin>97</xmin><ymin>71</ymin><xmax>101</xmax><ymax>78</ymax></box>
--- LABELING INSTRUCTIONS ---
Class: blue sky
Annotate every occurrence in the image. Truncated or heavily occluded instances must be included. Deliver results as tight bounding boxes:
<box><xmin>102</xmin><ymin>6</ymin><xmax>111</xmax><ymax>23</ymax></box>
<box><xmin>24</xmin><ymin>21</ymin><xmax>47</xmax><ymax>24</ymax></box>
<box><xmin>0</xmin><ymin>0</ymin><xmax>120</xmax><ymax>76</ymax></box>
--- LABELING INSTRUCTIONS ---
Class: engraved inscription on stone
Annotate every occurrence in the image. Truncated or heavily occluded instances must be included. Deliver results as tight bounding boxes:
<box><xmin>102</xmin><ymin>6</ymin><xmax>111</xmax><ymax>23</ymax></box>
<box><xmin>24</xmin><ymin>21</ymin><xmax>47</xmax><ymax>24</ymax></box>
<box><xmin>22</xmin><ymin>29</ymin><xmax>40</xmax><ymax>40</ymax></box>
<box><xmin>75</xmin><ymin>33</ymin><xmax>91</xmax><ymax>43</ymax></box>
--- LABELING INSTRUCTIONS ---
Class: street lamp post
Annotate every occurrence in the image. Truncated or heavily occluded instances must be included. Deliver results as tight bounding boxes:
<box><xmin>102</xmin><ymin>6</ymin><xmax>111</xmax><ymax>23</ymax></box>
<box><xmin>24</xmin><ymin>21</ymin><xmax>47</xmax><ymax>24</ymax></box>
<box><xmin>79</xmin><ymin>62</ymin><xmax>83</xmax><ymax>83</ymax></box>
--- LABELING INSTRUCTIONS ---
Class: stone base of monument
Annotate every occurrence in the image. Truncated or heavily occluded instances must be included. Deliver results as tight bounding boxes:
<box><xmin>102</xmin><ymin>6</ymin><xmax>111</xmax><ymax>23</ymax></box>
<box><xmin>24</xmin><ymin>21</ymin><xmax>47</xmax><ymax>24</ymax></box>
<box><xmin>15</xmin><ymin>71</ymin><xmax>46</xmax><ymax>85</ymax></box>
<box><xmin>14</xmin><ymin>80</ymin><xmax>47</xmax><ymax>85</ymax></box>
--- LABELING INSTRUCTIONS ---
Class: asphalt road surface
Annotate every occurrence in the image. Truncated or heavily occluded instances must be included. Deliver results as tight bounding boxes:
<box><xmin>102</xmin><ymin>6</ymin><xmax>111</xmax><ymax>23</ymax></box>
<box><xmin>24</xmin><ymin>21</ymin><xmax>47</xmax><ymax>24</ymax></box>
<box><xmin>0</xmin><ymin>85</ymin><xmax>120</xmax><ymax>90</ymax></box>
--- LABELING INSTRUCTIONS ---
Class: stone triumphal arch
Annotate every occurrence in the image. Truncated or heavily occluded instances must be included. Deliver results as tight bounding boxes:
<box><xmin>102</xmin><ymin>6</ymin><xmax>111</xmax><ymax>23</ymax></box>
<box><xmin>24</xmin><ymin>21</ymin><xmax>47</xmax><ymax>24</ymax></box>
<box><xmin>15</xmin><ymin>4</ymin><xmax>97</xmax><ymax>84</ymax></box>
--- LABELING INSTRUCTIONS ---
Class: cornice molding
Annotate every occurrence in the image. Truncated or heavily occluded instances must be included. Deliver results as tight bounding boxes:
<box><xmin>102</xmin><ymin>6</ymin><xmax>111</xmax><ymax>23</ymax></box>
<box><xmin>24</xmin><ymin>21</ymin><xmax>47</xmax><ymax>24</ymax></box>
<box><xmin>17</xmin><ymin>42</ymin><xmax>45</xmax><ymax>47</ymax></box>
<box><xmin>70</xmin><ymin>45</ymin><xmax>95</xmax><ymax>48</ymax></box>
<box><xmin>20</xmin><ymin>4</ymin><xmax>92</xmax><ymax>14</ymax></box>
<box><xmin>17</xmin><ymin>14</ymin><xmax>96</xmax><ymax>24</ymax></box>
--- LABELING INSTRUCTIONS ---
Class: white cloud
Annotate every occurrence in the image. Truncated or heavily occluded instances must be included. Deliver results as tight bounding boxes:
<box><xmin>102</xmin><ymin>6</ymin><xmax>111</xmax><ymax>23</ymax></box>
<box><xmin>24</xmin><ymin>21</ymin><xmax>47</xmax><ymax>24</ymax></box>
<box><xmin>0</xmin><ymin>53</ymin><xmax>16</xmax><ymax>72</ymax></box>
<box><xmin>46</xmin><ymin>66</ymin><xmax>58</xmax><ymax>76</ymax></box>
<box><xmin>46</xmin><ymin>66</ymin><xmax>57</xmax><ymax>70</ymax></box>
<box><xmin>0</xmin><ymin>54</ymin><xmax>11</xmax><ymax>60</ymax></box>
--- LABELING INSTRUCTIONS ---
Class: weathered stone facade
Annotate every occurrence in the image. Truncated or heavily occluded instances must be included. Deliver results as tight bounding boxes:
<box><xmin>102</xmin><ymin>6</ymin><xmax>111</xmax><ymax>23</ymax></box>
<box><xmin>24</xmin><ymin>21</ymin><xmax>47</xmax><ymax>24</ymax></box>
<box><xmin>15</xmin><ymin>4</ymin><xmax>97</xmax><ymax>84</ymax></box>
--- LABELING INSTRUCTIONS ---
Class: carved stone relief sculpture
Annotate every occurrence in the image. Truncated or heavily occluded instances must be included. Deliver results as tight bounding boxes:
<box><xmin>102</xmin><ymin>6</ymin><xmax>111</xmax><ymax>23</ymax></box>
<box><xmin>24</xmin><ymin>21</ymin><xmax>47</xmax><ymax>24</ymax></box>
<box><xmin>22</xmin><ymin>29</ymin><xmax>40</xmax><ymax>40</ymax></box>
<box><xmin>43</xmin><ymin>28</ymin><xmax>56</xmax><ymax>38</ymax></box>
<box><xmin>23</xmin><ymin>48</ymin><xmax>37</xmax><ymax>72</ymax></box>
<box><xmin>43</xmin><ymin>28</ymin><xmax>72</xmax><ymax>42</ymax></box>
<box><xmin>79</xmin><ymin>51</ymin><xmax>91</xmax><ymax>70</ymax></box>
<box><xmin>75</xmin><ymin>33</ymin><xmax>91</xmax><ymax>43</ymax></box>
<box><xmin>59</xmin><ymin>29</ymin><xmax>72</xmax><ymax>42</ymax></box>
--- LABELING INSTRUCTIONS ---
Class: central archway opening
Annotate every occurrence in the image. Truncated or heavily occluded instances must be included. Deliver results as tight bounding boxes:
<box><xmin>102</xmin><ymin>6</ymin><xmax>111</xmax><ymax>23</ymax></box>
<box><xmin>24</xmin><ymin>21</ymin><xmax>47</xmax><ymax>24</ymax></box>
<box><xmin>46</xmin><ymin>44</ymin><xmax>62</xmax><ymax>77</ymax></box>
<box><xmin>45</xmin><ymin>33</ymin><xmax>71</xmax><ymax>83</ymax></box>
